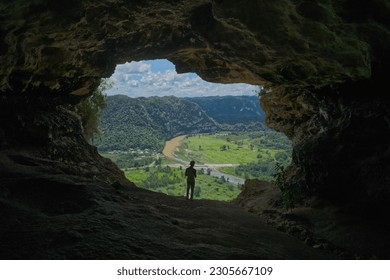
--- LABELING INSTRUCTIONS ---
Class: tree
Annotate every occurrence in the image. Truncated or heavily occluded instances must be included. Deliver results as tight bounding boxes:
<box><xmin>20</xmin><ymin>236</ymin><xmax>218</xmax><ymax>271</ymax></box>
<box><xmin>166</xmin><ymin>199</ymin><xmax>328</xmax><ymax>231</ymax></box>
<box><xmin>71</xmin><ymin>78</ymin><xmax>112</xmax><ymax>142</ymax></box>
<box><xmin>275</xmin><ymin>151</ymin><xmax>288</xmax><ymax>162</ymax></box>
<box><xmin>155</xmin><ymin>157</ymin><xmax>162</xmax><ymax>165</ymax></box>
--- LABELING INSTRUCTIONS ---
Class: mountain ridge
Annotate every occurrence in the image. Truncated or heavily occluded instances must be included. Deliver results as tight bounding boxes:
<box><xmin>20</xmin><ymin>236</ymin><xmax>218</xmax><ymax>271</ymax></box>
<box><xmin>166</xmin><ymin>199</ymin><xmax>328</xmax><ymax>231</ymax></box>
<box><xmin>188</xmin><ymin>95</ymin><xmax>265</xmax><ymax>124</ymax></box>
<box><xmin>96</xmin><ymin>95</ymin><xmax>265</xmax><ymax>152</ymax></box>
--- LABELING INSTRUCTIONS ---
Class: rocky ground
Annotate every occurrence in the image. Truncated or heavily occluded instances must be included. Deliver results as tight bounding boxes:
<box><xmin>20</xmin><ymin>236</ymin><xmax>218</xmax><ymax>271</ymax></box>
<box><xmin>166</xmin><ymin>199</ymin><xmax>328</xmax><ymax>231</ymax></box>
<box><xmin>0</xmin><ymin>151</ymin><xmax>328</xmax><ymax>260</ymax></box>
<box><xmin>2</xmin><ymin>149</ymin><xmax>390</xmax><ymax>259</ymax></box>
<box><xmin>234</xmin><ymin>180</ymin><xmax>390</xmax><ymax>259</ymax></box>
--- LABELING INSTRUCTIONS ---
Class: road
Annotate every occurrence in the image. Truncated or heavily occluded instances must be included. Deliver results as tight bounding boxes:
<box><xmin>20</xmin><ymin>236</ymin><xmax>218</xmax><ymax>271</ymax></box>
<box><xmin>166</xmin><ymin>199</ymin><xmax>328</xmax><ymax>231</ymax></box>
<box><xmin>167</xmin><ymin>162</ymin><xmax>245</xmax><ymax>185</ymax></box>
<box><xmin>163</xmin><ymin>136</ymin><xmax>245</xmax><ymax>185</ymax></box>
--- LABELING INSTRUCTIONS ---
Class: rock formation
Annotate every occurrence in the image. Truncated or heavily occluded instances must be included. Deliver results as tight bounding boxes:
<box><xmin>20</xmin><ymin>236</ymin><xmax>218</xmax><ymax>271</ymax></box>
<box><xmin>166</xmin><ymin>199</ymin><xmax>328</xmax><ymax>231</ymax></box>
<box><xmin>235</xmin><ymin>179</ymin><xmax>390</xmax><ymax>258</ymax></box>
<box><xmin>2</xmin><ymin>0</ymin><xmax>387</xmax><ymax>92</ymax></box>
<box><xmin>1</xmin><ymin>0</ymin><xmax>390</xmax><ymax>258</ymax></box>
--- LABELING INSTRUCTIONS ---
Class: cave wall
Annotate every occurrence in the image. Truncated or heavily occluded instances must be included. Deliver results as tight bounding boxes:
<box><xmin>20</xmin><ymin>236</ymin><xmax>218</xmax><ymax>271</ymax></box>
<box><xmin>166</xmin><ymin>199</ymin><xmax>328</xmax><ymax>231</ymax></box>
<box><xmin>1</xmin><ymin>0</ymin><xmax>389</xmax><ymax>208</ymax></box>
<box><xmin>0</xmin><ymin>94</ymin><xmax>132</xmax><ymax>186</ymax></box>
<box><xmin>261</xmin><ymin>85</ymin><xmax>390</xmax><ymax>210</ymax></box>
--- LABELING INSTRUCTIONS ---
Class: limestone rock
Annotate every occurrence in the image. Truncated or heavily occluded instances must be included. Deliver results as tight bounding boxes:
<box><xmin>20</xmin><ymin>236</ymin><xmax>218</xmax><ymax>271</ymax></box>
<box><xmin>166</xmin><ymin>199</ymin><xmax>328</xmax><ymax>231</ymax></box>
<box><xmin>0</xmin><ymin>0</ymin><xmax>390</xmax><ymax>259</ymax></box>
<box><xmin>1</xmin><ymin>0</ymin><xmax>387</xmax><ymax>95</ymax></box>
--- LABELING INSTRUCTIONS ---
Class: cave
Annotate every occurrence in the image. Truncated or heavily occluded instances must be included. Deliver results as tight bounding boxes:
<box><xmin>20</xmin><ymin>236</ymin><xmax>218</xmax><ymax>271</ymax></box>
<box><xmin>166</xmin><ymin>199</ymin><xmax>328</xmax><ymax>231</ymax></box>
<box><xmin>1</xmin><ymin>0</ymin><xmax>390</xmax><ymax>259</ymax></box>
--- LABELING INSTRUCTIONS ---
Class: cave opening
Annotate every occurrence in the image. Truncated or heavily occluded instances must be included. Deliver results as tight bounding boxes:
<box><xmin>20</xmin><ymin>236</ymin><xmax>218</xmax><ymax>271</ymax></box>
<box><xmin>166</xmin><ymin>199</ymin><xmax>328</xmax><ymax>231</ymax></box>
<box><xmin>94</xmin><ymin>59</ymin><xmax>292</xmax><ymax>201</ymax></box>
<box><xmin>1</xmin><ymin>0</ymin><xmax>390</xmax><ymax>260</ymax></box>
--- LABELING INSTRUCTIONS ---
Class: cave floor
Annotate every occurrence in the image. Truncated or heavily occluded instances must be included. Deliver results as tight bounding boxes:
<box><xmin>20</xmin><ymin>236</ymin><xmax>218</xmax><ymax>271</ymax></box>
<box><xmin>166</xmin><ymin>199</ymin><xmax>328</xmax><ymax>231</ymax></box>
<box><xmin>0</xmin><ymin>170</ymin><xmax>327</xmax><ymax>259</ymax></box>
<box><xmin>2</xmin><ymin>151</ymin><xmax>390</xmax><ymax>260</ymax></box>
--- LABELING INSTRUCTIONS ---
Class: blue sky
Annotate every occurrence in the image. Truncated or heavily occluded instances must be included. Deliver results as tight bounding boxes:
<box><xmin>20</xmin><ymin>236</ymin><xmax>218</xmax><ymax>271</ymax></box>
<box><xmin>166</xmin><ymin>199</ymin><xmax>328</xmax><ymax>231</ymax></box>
<box><xmin>105</xmin><ymin>59</ymin><xmax>260</xmax><ymax>97</ymax></box>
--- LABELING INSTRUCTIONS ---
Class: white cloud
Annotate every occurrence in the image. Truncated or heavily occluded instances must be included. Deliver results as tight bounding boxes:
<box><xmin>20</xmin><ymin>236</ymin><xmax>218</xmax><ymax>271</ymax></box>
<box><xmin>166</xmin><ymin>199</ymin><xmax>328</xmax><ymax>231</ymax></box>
<box><xmin>119</xmin><ymin>61</ymin><xmax>151</xmax><ymax>74</ymax></box>
<box><xmin>105</xmin><ymin>60</ymin><xmax>260</xmax><ymax>98</ymax></box>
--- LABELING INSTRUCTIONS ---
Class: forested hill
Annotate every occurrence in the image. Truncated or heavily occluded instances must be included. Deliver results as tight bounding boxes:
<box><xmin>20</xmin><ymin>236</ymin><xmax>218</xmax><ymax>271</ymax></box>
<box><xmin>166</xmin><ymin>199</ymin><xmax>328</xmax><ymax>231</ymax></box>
<box><xmin>96</xmin><ymin>95</ymin><xmax>219</xmax><ymax>152</ymax></box>
<box><xmin>188</xmin><ymin>95</ymin><xmax>265</xmax><ymax>124</ymax></box>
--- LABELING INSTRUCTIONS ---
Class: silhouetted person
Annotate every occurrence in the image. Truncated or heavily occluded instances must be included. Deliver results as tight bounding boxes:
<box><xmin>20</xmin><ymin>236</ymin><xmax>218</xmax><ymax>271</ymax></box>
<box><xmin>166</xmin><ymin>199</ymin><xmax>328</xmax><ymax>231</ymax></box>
<box><xmin>185</xmin><ymin>160</ymin><xmax>197</xmax><ymax>200</ymax></box>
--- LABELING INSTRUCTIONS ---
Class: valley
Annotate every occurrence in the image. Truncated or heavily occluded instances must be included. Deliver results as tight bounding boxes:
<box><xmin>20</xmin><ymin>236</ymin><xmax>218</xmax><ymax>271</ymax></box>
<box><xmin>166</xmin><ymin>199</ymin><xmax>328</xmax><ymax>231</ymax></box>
<box><xmin>110</xmin><ymin>130</ymin><xmax>291</xmax><ymax>201</ymax></box>
<box><xmin>98</xmin><ymin>95</ymin><xmax>292</xmax><ymax>201</ymax></box>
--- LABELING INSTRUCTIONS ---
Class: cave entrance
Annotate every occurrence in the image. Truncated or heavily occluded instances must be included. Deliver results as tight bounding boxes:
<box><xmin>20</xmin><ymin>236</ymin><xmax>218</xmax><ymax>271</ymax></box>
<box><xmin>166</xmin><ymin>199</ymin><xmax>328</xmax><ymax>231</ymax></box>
<box><xmin>95</xmin><ymin>59</ymin><xmax>292</xmax><ymax>201</ymax></box>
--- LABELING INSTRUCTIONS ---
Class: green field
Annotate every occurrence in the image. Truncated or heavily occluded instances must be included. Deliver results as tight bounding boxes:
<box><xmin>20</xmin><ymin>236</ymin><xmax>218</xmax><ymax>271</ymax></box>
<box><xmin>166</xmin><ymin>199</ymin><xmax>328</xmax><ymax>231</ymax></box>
<box><xmin>174</xmin><ymin>131</ymin><xmax>292</xmax><ymax>181</ymax></box>
<box><xmin>175</xmin><ymin>131</ymin><xmax>289</xmax><ymax>164</ymax></box>
<box><xmin>124</xmin><ymin>168</ymin><xmax>149</xmax><ymax>182</ymax></box>
<box><xmin>103</xmin><ymin>130</ymin><xmax>292</xmax><ymax>200</ymax></box>
<box><xmin>125</xmin><ymin>166</ymin><xmax>242</xmax><ymax>201</ymax></box>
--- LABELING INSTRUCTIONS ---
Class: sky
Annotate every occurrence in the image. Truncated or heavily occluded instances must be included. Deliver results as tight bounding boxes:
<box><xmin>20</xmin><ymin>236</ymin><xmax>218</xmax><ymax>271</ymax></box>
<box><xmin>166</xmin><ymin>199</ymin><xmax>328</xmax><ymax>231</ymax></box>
<box><xmin>105</xmin><ymin>59</ymin><xmax>260</xmax><ymax>98</ymax></box>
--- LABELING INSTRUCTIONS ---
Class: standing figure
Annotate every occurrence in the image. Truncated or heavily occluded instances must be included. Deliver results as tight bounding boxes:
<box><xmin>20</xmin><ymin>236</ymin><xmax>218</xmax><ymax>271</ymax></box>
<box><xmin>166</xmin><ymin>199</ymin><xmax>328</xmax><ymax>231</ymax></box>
<box><xmin>185</xmin><ymin>160</ymin><xmax>197</xmax><ymax>200</ymax></box>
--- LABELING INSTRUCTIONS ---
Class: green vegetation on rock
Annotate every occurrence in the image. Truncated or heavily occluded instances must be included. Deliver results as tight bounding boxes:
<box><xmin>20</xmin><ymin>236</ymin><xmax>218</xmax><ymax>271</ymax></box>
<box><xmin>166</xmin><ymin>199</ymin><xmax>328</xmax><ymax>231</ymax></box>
<box><xmin>70</xmin><ymin>78</ymin><xmax>111</xmax><ymax>142</ymax></box>
<box><xmin>273</xmin><ymin>162</ymin><xmax>302</xmax><ymax>209</ymax></box>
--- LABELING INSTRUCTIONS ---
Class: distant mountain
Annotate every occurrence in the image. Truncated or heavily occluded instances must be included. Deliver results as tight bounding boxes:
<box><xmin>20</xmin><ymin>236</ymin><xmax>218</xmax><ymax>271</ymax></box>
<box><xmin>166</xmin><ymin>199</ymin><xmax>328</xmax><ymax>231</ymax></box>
<box><xmin>96</xmin><ymin>95</ymin><xmax>266</xmax><ymax>152</ymax></box>
<box><xmin>96</xmin><ymin>95</ymin><xmax>219</xmax><ymax>152</ymax></box>
<box><xmin>188</xmin><ymin>95</ymin><xmax>265</xmax><ymax>124</ymax></box>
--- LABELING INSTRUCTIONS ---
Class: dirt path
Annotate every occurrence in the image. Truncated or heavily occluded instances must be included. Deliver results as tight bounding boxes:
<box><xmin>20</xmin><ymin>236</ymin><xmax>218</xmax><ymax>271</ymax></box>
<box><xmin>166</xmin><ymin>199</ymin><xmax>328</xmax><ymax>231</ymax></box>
<box><xmin>162</xmin><ymin>135</ymin><xmax>186</xmax><ymax>158</ymax></box>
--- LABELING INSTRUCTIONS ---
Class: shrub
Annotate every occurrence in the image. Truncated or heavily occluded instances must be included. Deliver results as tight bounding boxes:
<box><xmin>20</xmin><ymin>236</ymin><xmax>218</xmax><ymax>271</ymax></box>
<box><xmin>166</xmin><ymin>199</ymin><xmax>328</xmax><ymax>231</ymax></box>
<box><xmin>273</xmin><ymin>162</ymin><xmax>301</xmax><ymax>210</ymax></box>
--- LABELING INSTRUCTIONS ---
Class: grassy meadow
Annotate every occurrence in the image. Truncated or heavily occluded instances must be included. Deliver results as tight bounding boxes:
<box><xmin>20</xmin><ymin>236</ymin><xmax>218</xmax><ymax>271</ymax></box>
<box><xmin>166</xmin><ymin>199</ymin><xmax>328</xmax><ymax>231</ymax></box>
<box><xmin>175</xmin><ymin>132</ymin><xmax>288</xmax><ymax>164</ymax></box>
<box><xmin>175</xmin><ymin>131</ymin><xmax>292</xmax><ymax>181</ymax></box>
<box><xmin>102</xmin><ymin>130</ymin><xmax>292</xmax><ymax>201</ymax></box>
<box><xmin>125</xmin><ymin>166</ymin><xmax>242</xmax><ymax>201</ymax></box>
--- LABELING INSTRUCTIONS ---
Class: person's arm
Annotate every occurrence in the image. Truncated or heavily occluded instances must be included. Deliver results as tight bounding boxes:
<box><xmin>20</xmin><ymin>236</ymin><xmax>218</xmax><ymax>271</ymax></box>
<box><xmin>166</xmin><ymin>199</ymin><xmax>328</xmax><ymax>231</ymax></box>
<box><xmin>194</xmin><ymin>169</ymin><xmax>197</xmax><ymax>178</ymax></box>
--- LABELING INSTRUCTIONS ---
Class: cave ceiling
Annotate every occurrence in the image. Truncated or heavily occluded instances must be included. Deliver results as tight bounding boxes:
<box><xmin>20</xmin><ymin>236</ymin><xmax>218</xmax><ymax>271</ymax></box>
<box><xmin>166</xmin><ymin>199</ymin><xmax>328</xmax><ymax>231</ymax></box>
<box><xmin>1</xmin><ymin>0</ymin><xmax>388</xmax><ymax>99</ymax></box>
